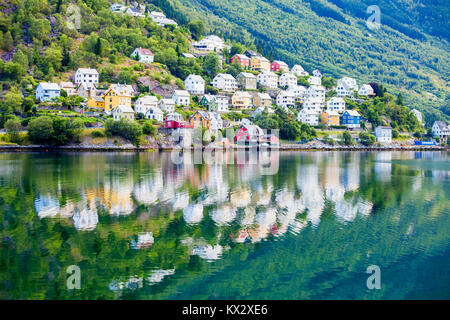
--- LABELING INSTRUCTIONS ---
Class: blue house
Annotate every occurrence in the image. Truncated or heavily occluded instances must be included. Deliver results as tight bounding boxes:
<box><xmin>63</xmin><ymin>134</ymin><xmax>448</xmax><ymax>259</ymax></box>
<box><xmin>340</xmin><ymin>110</ymin><xmax>361</xmax><ymax>128</ymax></box>
<box><xmin>36</xmin><ymin>82</ymin><xmax>60</xmax><ymax>102</ymax></box>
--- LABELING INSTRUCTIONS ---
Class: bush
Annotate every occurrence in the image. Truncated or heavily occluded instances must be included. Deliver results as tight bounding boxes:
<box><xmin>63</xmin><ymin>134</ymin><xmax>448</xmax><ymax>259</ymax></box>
<box><xmin>341</xmin><ymin>131</ymin><xmax>355</xmax><ymax>145</ymax></box>
<box><xmin>27</xmin><ymin>116</ymin><xmax>54</xmax><ymax>144</ymax></box>
<box><xmin>91</xmin><ymin>130</ymin><xmax>105</xmax><ymax>138</ymax></box>
<box><xmin>142</xmin><ymin>121</ymin><xmax>156</xmax><ymax>136</ymax></box>
<box><xmin>27</xmin><ymin>116</ymin><xmax>86</xmax><ymax>146</ymax></box>
<box><xmin>5</xmin><ymin>117</ymin><xmax>22</xmax><ymax>143</ymax></box>
<box><xmin>359</xmin><ymin>132</ymin><xmax>376</xmax><ymax>146</ymax></box>
<box><xmin>104</xmin><ymin>119</ymin><xmax>143</xmax><ymax>147</ymax></box>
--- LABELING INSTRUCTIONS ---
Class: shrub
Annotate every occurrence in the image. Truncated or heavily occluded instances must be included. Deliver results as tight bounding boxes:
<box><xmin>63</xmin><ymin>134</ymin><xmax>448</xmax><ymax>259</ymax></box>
<box><xmin>142</xmin><ymin>121</ymin><xmax>156</xmax><ymax>136</ymax></box>
<box><xmin>359</xmin><ymin>132</ymin><xmax>376</xmax><ymax>146</ymax></box>
<box><xmin>91</xmin><ymin>130</ymin><xmax>105</xmax><ymax>138</ymax></box>
<box><xmin>5</xmin><ymin>117</ymin><xmax>22</xmax><ymax>143</ymax></box>
<box><xmin>341</xmin><ymin>131</ymin><xmax>355</xmax><ymax>145</ymax></box>
<box><xmin>104</xmin><ymin>119</ymin><xmax>143</xmax><ymax>146</ymax></box>
<box><xmin>27</xmin><ymin>116</ymin><xmax>54</xmax><ymax>144</ymax></box>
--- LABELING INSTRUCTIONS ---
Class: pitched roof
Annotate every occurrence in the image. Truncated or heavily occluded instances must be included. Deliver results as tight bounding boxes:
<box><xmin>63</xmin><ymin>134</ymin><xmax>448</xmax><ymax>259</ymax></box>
<box><xmin>257</xmin><ymin>93</ymin><xmax>272</xmax><ymax>100</ymax></box>
<box><xmin>346</xmin><ymin>110</ymin><xmax>361</xmax><ymax>117</ymax></box>
<box><xmin>173</xmin><ymin>90</ymin><xmax>190</xmax><ymax>97</ymax></box>
<box><xmin>76</xmin><ymin>68</ymin><xmax>98</xmax><ymax>75</ymax></box>
<box><xmin>135</xmin><ymin>47</ymin><xmax>153</xmax><ymax>56</ymax></box>
<box><xmin>186</xmin><ymin>74</ymin><xmax>204</xmax><ymax>82</ymax></box>
<box><xmin>239</xmin><ymin>72</ymin><xmax>257</xmax><ymax>79</ymax></box>
<box><xmin>59</xmin><ymin>82</ymin><xmax>76</xmax><ymax>88</ymax></box>
<box><xmin>215</xmin><ymin>73</ymin><xmax>235</xmax><ymax>81</ymax></box>
<box><xmin>114</xmin><ymin>105</ymin><xmax>134</xmax><ymax>113</ymax></box>
<box><xmin>434</xmin><ymin>121</ymin><xmax>448</xmax><ymax>129</ymax></box>
<box><xmin>38</xmin><ymin>82</ymin><xmax>60</xmax><ymax>90</ymax></box>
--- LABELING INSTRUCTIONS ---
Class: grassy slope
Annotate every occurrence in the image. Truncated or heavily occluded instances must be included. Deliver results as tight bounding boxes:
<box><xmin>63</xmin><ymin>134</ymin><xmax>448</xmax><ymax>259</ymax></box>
<box><xmin>162</xmin><ymin>0</ymin><xmax>449</xmax><ymax>121</ymax></box>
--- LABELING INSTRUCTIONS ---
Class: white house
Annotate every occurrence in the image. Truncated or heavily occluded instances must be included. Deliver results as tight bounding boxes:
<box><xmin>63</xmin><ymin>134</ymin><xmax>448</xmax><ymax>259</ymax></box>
<box><xmin>251</xmin><ymin>106</ymin><xmax>274</xmax><ymax>119</ymax></box>
<box><xmin>257</xmin><ymin>71</ymin><xmax>278</xmax><ymax>89</ymax></box>
<box><xmin>375</xmin><ymin>126</ymin><xmax>393</xmax><ymax>143</ymax></box>
<box><xmin>276</xmin><ymin>90</ymin><xmax>296</xmax><ymax>108</ymax></box>
<box><xmin>212</xmin><ymin>73</ymin><xmax>238</xmax><ymax>92</ymax></box>
<box><xmin>297</xmin><ymin>109</ymin><xmax>319</xmax><ymax>126</ymax></box>
<box><xmin>185</xmin><ymin>75</ymin><xmax>205</xmax><ymax>95</ymax></box>
<box><xmin>306</xmin><ymin>85</ymin><xmax>326</xmax><ymax>101</ymax></box>
<box><xmin>326</xmin><ymin>97</ymin><xmax>346</xmax><ymax>113</ymax></box>
<box><xmin>279</xmin><ymin>73</ymin><xmax>297</xmax><ymax>88</ymax></box>
<box><xmin>337</xmin><ymin>77</ymin><xmax>358</xmax><ymax>97</ymax></box>
<box><xmin>288</xmin><ymin>85</ymin><xmax>307</xmax><ymax>101</ymax></box>
<box><xmin>208</xmin><ymin>112</ymin><xmax>223</xmax><ymax>131</ymax></box>
<box><xmin>303</xmin><ymin>97</ymin><xmax>325</xmax><ymax>113</ymax></box>
<box><xmin>74</xmin><ymin>68</ymin><xmax>99</xmax><ymax>89</ymax></box>
<box><xmin>172</xmin><ymin>90</ymin><xmax>190</xmax><ymax>106</ymax></box>
<box><xmin>111</xmin><ymin>3</ymin><xmax>126</xmax><ymax>13</ymax></box>
<box><xmin>158</xmin><ymin>99</ymin><xmax>175</xmax><ymax>113</ymax></box>
<box><xmin>149</xmin><ymin>11</ymin><xmax>166</xmax><ymax>25</ymax></box>
<box><xmin>126</xmin><ymin>7</ymin><xmax>145</xmax><ymax>18</ymax></box>
<box><xmin>36</xmin><ymin>82</ymin><xmax>60</xmax><ymax>102</ymax></box>
<box><xmin>132</xmin><ymin>48</ymin><xmax>154</xmax><ymax>64</ymax></box>
<box><xmin>145</xmin><ymin>106</ymin><xmax>164</xmax><ymax>122</ymax></box>
<box><xmin>358</xmin><ymin>84</ymin><xmax>375</xmax><ymax>96</ymax></box>
<box><xmin>412</xmin><ymin>109</ymin><xmax>423</xmax><ymax>124</ymax></box>
<box><xmin>432</xmin><ymin>121</ymin><xmax>450</xmax><ymax>139</ymax></box>
<box><xmin>307</xmin><ymin>76</ymin><xmax>322</xmax><ymax>86</ymax></box>
<box><xmin>313</xmin><ymin>70</ymin><xmax>323</xmax><ymax>78</ymax></box>
<box><xmin>204</xmin><ymin>95</ymin><xmax>229</xmax><ymax>113</ymax></box>
<box><xmin>134</xmin><ymin>95</ymin><xmax>158</xmax><ymax>114</ymax></box>
<box><xmin>59</xmin><ymin>81</ymin><xmax>77</xmax><ymax>96</ymax></box>
<box><xmin>291</xmin><ymin>65</ymin><xmax>309</xmax><ymax>77</ymax></box>
<box><xmin>195</xmin><ymin>35</ymin><xmax>225</xmax><ymax>52</ymax></box>
<box><xmin>113</xmin><ymin>105</ymin><xmax>135</xmax><ymax>121</ymax></box>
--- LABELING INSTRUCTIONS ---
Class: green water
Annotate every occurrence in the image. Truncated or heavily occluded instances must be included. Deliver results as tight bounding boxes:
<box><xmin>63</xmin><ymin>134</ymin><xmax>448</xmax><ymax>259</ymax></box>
<box><xmin>0</xmin><ymin>151</ymin><xmax>448</xmax><ymax>300</ymax></box>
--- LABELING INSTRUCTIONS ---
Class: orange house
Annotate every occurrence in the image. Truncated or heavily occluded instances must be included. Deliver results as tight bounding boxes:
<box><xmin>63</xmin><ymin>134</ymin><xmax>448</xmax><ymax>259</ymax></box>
<box><xmin>189</xmin><ymin>111</ymin><xmax>210</xmax><ymax>128</ymax></box>
<box><xmin>321</xmin><ymin>111</ymin><xmax>340</xmax><ymax>126</ymax></box>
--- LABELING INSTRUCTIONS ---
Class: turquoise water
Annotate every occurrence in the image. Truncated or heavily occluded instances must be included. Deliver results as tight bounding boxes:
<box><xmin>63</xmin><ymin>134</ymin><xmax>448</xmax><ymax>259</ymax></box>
<box><xmin>0</xmin><ymin>151</ymin><xmax>448</xmax><ymax>299</ymax></box>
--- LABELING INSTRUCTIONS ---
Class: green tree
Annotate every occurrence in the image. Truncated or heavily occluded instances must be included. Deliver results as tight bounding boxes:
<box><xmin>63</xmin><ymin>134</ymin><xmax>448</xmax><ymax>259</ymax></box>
<box><xmin>188</xmin><ymin>20</ymin><xmax>204</xmax><ymax>41</ymax></box>
<box><xmin>203</xmin><ymin>53</ymin><xmax>221</xmax><ymax>76</ymax></box>
<box><xmin>359</xmin><ymin>132</ymin><xmax>376</xmax><ymax>146</ymax></box>
<box><xmin>4</xmin><ymin>117</ymin><xmax>22</xmax><ymax>143</ymax></box>
<box><xmin>2</xmin><ymin>31</ymin><xmax>13</xmax><ymax>51</ymax></box>
<box><xmin>341</xmin><ymin>131</ymin><xmax>354</xmax><ymax>145</ymax></box>
<box><xmin>142</xmin><ymin>121</ymin><xmax>156</xmax><ymax>136</ymax></box>
<box><xmin>27</xmin><ymin>116</ymin><xmax>54</xmax><ymax>145</ymax></box>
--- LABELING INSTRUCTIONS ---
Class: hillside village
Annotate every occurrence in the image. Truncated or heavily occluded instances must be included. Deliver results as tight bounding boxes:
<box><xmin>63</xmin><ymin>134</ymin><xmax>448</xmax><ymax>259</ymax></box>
<box><xmin>0</xmin><ymin>0</ymin><xmax>448</xmax><ymax>149</ymax></box>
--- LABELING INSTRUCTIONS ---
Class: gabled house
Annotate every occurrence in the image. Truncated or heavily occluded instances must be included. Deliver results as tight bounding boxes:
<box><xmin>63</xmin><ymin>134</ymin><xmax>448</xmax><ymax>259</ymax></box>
<box><xmin>185</xmin><ymin>75</ymin><xmax>205</xmax><ymax>95</ymax></box>
<box><xmin>297</xmin><ymin>109</ymin><xmax>319</xmax><ymax>126</ymax></box>
<box><xmin>59</xmin><ymin>82</ymin><xmax>77</xmax><ymax>96</ymax></box>
<box><xmin>291</xmin><ymin>65</ymin><xmax>309</xmax><ymax>77</ymax></box>
<box><xmin>111</xmin><ymin>3</ymin><xmax>126</xmax><ymax>13</ymax></box>
<box><xmin>232</xmin><ymin>91</ymin><xmax>253</xmax><ymax>109</ymax></box>
<box><xmin>145</xmin><ymin>106</ymin><xmax>164</xmax><ymax>122</ymax></box>
<box><xmin>134</xmin><ymin>95</ymin><xmax>159</xmax><ymax>114</ymax></box>
<box><xmin>87</xmin><ymin>96</ymin><xmax>105</xmax><ymax>110</ymax></box>
<box><xmin>74</xmin><ymin>68</ymin><xmax>99</xmax><ymax>89</ymax></box>
<box><xmin>337</xmin><ymin>77</ymin><xmax>358</xmax><ymax>97</ymax></box>
<box><xmin>189</xmin><ymin>111</ymin><xmax>210</xmax><ymax>128</ymax></box>
<box><xmin>340</xmin><ymin>110</ymin><xmax>361</xmax><ymax>128</ymax></box>
<box><xmin>126</xmin><ymin>7</ymin><xmax>145</xmax><ymax>18</ymax></box>
<box><xmin>279</xmin><ymin>73</ymin><xmax>297</xmax><ymax>88</ymax></box>
<box><xmin>231</xmin><ymin>54</ymin><xmax>251</xmax><ymax>69</ymax></box>
<box><xmin>271</xmin><ymin>60</ymin><xmax>289</xmax><ymax>73</ymax></box>
<box><xmin>326</xmin><ymin>97</ymin><xmax>346</xmax><ymax>113</ymax></box>
<box><xmin>132</xmin><ymin>48</ymin><xmax>154</xmax><ymax>64</ymax></box>
<box><xmin>158</xmin><ymin>99</ymin><xmax>175</xmax><ymax>113</ymax></box>
<box><xmin>303</xmin><ymin>97</ymin><xmax>325</xmax><ymax>113</ymax></box>
<box><xmin>276</xmin><ymin>90</ymin><xmax>295</xmax><ymax>108</ymax></box>
<box><xmin>149</xmin><ymin>11</ymin><xmax>166</xmax><ymax>25</ymax></box>
<box><xmin>375</xmin><ymin>126</ymin><xmax>393</xmax><ymax>143</ymax></box>
<box><xmin>250</xmin><ymin>56</ymin><xmax>271</xmax><ymax>72</ymax></box>
<box><xmin>200</xmin><ymin>95</ymin><xmax>229</xmax><ymax>113</ymax></box>
<box><xmin>36</xmin><ymin>82</ymin><xmax>60</xmax><ymax>102</ymax></box>
<box><xmin>208</xmin><ymin>112</ymin><xmax>223</xmax><ymax>131</ymax></box>
<box><xmin>257</xmin><ymin>71</ymin><xmax>278</xmax><ymax>89</ymax></box>
<box><xmin>165</xmin><ymin>112</ymin><xmax>186</xmax><ymax>129</ymax></box>
<box><xmin>358</xmin><ymin>84</ymin><xmax>375</xmax><ymax>96</ymax></box>
<box><xmin>234</xmin><ymin>124</ymin><xmax>264</xmax><ymax>144</ymax></box>
<box><xmin>237</xmin><ymin>72</ymin><xmax>257</xmax><ymax>90</ymax></box>
<box><xmin>305</xmin><ymin>85</ymin><xmax>326</xmax><ymax>101</ymax></box>
<box><xmin>113</xmin><ymin>105</ymin><xmax>135</xmax><ymax>121</ymax></box>
<box><xmin>432</xmin><ymin>121</ymin><xmax>450</xmax><ymax>139</ymax></box>
<box><xmin>211</xmin><ymin>73</ymin><xmax>238</xmax><ymax>92</ymax></box>
<box><xmin>288</xmin><ymin>85</ymin><xmax>307</xmax><ymax>103</ymax></box>
<box><xmin>103</xmin><ymin>84</ymin><xmax>134</xmax><ymax>114</ymax></box>
<box><xmin>251</xmin><ymin>106</ymin><xmax>274</xmax><ymax>119</ymax></box>
<box><xmin>321</xmin><ymin>111</ymin><xmax>340</xmax><ymax>126</ymax></box>
<box><xmin>253</xmin><ymin>92</ymin><xmax>272</xmax><ymax>108</ymax></box>
<box><xmin>313</xmin><ymin>70</ymin><xmax>323</xmax><ymax>78</ymax></box>
<box><xmin>172</xmin><ymin>90</ymin><xmax>190</xmax><ymax>106</ymax></box>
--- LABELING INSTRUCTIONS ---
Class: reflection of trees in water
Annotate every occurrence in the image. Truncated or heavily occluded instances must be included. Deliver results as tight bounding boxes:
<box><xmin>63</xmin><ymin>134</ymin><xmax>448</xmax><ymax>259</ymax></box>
<box><xmin>0</xmin><ymin>151</ymin><xmax>448</xmax><ymax>299</ymax></box>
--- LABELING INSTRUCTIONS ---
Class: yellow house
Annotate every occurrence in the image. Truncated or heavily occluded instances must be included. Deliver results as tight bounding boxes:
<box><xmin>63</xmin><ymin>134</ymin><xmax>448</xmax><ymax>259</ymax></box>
<box><xmin>103</xmin><ymin>84</ymin><xmax>134</xmax><ymax>114</ymax></box>
<box><xmin>87</xmin><ymin>96</ymin><xmax>105</xmax><ymax>110</ymax></box>
<box><xmin>321</xmin><ymin>111</ymin><xmax>340</xmax><ymax>126</ymax></box>
<box><xmin>232</xmin><ymin>91</ymin><xmax>253</xmax><ymax>109</ymax></box>
<box><xmin>250</xmin><ymin>56</ymin><xmax>271</xmax><ymax>72</ymax></box>
<box><xmin>253</xmin><ymin>93</ymin><xmax>272</xmax><ymax>108</ymax></box>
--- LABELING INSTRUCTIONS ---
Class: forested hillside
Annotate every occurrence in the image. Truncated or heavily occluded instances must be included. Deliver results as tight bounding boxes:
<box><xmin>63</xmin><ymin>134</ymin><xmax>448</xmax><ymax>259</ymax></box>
<box><xmin>154</xmin><ymin>0</ymin><xmax>450</xmax><ymax>122</ymax></box>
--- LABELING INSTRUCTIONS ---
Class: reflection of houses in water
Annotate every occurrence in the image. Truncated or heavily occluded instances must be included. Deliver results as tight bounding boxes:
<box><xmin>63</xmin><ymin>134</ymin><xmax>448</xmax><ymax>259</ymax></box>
<box><xmin>133</xmin><ymin>173</ymin><xmax>164</xmax><ymax>205</ymax></box>
<box><xmin>102</xmin><ymin>174</ymin><xmax>135</xmax><ymax>216</ymax></box>
<box><xmin>109</xmin><ymin>276</ymin><xmax>143</xmax><ymax>292</ymax></box>
<box><xmin>252</xmin><ymin>182</ymin><xmax>273</xmax><ymax>206</ymax></box>
<box><xmin>342</xmin><ymin>153</ymin><xmax>360</xmax><ymax>192</ymax></box>
<box><xmin>172</xmin><ymin>192</ymin><xmax>190</xmax><ymax>211</ymax></box>
<box><xmin>357</xmin><ymin>199</ymin><xmax>373</xmax><ymax>216</ymax></box>
<box><xmin>230</xmin><ymin>189</ymin><xmax>251</xmax><ymax>207</ymax></box>
<box><xmin>183</xmin><ymin>203</ymin><xmax>204</xmax><ymax>224</ymax></box>
<box><xmin>240</xmin><ymin>206</ymin><xmax>256</xmax><ymax>226</ymax></box>
<box><xmin>73</xmin><ymin>207</ymin><xmax>98</xmax><ymax>231</ymax></box>
<box><xmin>297</xmin><ymin>164</ymin><xmax>324</xmax><ymax>226</ymax></box>
<box><xmin>130</xmin><ymin>232</ymin><xmax>154</xmax><ymax>249</ymax></box>
<box><xmin>323</xmin><ymin>156</ymin><xmax>345</xmax><ymax>202</ymax></box>
<box><xmin>191</xmin><ymin>244</ymin><xmax>223</xmax><ymax>261</ymax></box>
<box><xmin>233</xmin><ymin>229</ymin><xmax>249</xmax><ymax>243</ymax></box>
<box><xmin>374</xmin><ymin>152</ymin><xmax>392</xmax><ymax>182</ymax></box>
<box><xmin>335</xmin><ymin>200</ymin><xmax>358</xmax><ymax>222</ymax></box>
<box><xmin>147</xmin><ymin>269</ymin><xmax>175</xmax><ymax>285</ymax></box>
<box><xmin>35</xmin><ymin>194</ymin><xmax>60</xmax><ymax>218</ymax></box>
<box><xmin>210</xmin><ymin>204</ymin><xmax>236</xmax><ymax>226</ymax></box>
<box><xmin>248</xmin><ymin>207</ymin><xmax>277</xmax><ymax>243</ymax></box>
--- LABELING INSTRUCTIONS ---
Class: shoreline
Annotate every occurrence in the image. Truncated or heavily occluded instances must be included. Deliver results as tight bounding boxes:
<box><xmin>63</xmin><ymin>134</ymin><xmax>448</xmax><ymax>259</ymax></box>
<box><xmin>0</xmin><ymin>144</ymin><xmax>446</xmax><ymax>152</ymax></box>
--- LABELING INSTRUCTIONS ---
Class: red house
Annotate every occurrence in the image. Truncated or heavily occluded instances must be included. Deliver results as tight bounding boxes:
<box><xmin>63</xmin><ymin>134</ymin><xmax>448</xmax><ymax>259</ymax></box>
<box><xmin>234</xmin><ymin>124</ymin><xmax>264</xmax><ymax>144</ymax></box>
<box><xmin>164</xmin><ymin>112</ymin><xmax>193</xmax><ymax>129</ymax></box>
<box><xmin>231</xmin><ymin>54</ymin><xmax>250</xmax><ymax>69</ymax></box>
<box><xmin>270</xmin><ymin>60</ymin><xmax>289</xmax><ymax>73</ymax></box>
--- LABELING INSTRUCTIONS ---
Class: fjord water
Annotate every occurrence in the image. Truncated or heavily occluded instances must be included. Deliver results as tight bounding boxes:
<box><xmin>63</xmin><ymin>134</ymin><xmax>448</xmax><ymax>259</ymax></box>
<box><xmin>0</xmin><ymin>151</ymin><xmax>448</xmax><ymax>300</ymax></box>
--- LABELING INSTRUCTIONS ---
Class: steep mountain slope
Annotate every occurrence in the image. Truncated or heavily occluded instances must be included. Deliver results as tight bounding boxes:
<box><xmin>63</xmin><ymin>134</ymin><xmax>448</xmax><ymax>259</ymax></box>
<box><xmin>153</xmin><ymin>0</ymin><xmax>450</xmax><ymax>121</ymax></box>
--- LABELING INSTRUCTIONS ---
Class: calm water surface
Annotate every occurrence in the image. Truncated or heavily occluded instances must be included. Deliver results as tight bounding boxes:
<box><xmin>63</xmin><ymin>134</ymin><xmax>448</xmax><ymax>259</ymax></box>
<box><xmin>0</xmin><ymin>151</ymin><xmax>449</xmax><ymax>299</ymax></box>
